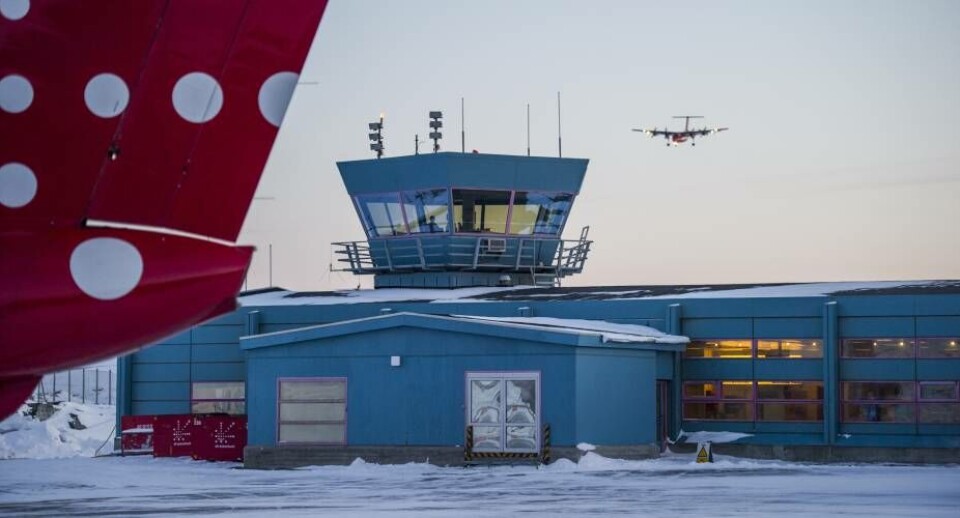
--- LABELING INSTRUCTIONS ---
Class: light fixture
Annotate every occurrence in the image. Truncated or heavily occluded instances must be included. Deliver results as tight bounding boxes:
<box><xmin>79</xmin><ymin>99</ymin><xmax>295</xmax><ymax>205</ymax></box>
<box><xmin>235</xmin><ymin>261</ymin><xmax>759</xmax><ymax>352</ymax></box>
<box><xmin>428</xmin><ymin>111</ymin><xmax>442</xmax><ymax>153</ymax></box>
<box><xmin>369</xmin><ymin>113</ymin><xmax>384</xmax><ymax>158</ymax></box>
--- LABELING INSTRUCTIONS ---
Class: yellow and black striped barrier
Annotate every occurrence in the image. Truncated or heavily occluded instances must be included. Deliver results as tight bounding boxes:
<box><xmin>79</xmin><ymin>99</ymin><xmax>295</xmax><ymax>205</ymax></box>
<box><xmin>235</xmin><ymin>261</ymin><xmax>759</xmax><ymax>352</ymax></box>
<box><xmin>464</xmin><ymin>425</ymin><xmax>474</xmax><ymax>461</ymax></box>
<box><xmin>469</xmin><ymin>451</ymin><xmax>539</xmax><ymax>459</ymax></box>
<box><xmin>541</xmin><ymin>424</ymin><xmax>551</xmax><ymax>464</ymax></box>
<box><xmin>464</xmin><ymin>424</ymin><xmax>551</xmax><ymax>464</ymax></box>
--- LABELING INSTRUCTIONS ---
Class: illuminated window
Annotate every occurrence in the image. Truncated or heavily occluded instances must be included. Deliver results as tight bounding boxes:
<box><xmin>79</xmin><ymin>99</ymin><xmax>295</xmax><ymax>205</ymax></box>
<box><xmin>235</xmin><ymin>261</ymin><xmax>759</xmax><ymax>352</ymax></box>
<box><xmin>191</xmin><ymin>382</ymin><xmax>245</xmax><ymax>415</ymax></box>
<box><xmin>756</xmin><ymin>381</ymin><xmax>823</xmax><ymax>422</ymax></box>
<box><xmin>757</xmin><ymin>339</ymin><xmax>822</xmax><ymax>359</ymax></box>
<box><xmin>841</xmin><ymin>338</ymin><xmax>914</xmax><ymax>358</ymax></box>
<box><xmin>356</xmin><ymin>193</ymin><xmax>407</xmax><ymax>237</ymax></box>
<box><xmin>684</xmin><ymin>340</ymin><xmax>752</xmax><ymax>359</ymax></box>
<box><xmin>841</xmin><ymin>381</ymin><xmax>915</xmax><ymax>423</ymax></box>
<box><xmin>401</xmin><ymin>188</ymin><xmax>450</xmax><ymax>234</ymax></box>
<box><xmin>508</xmin><ymin>192</ymin><xmax>573</xmax><ymax>236</ymax></box>
<box><xmin>278</xmin><ymin>378</ymin><xmax>346</xmax><ymax>444</ymax></box>
<box><xmin>452</xmin><ymin>189</ymin><xmax>510</xmax><ymax>233</ymax></box>
<box><xmin>683</xmin><ymin>381</ymin><xmax>753</xmax><ymax>421</ymax></box>
<box><xmin>918</xmin><ymin>338</ymin><xmax>960</xmax><ymax>358</ymax></box>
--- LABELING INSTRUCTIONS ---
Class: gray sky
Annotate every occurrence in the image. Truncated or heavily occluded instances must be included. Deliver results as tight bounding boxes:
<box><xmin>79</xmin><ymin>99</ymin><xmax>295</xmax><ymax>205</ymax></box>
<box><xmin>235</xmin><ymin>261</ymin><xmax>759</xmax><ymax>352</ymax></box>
<box><xmin>240</xmin><ymin>0</ymin><xmax>960</xmax><ymax>291</ymax></box>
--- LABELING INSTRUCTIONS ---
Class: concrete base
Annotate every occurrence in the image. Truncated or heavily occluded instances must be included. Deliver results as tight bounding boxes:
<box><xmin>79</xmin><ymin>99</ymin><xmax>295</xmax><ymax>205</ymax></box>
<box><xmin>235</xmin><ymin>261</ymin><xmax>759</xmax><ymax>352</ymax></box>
<box><xmin>671</xmin><ymin>443</ymin><xmax>960</xmax><ymax>464</ymax></box>
<box><xmin>244</xmin><ymin>443</ymin><xmax>662</xmax><ymax>469</ymax></box>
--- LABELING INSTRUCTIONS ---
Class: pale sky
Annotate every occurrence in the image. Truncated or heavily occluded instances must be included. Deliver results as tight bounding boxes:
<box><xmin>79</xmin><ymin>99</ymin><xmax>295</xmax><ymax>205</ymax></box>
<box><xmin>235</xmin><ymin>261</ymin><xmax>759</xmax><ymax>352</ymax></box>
<box><xmin>239</xmin><ymin>0</ymin><xmax>960</xmax><ymax>291</ymax></box>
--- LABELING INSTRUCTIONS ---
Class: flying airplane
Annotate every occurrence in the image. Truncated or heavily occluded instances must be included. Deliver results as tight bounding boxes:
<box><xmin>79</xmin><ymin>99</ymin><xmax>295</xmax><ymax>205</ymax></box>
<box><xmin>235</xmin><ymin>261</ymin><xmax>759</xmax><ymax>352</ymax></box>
<box><xmin>632</xmin><ymin>116</ymin><xmax>728</xmax><ymax>146</ymax></box>
<box><xmin>0</xmin><ymin>0</ymin><xmax>328</xmax><ymax>418</ymax></box>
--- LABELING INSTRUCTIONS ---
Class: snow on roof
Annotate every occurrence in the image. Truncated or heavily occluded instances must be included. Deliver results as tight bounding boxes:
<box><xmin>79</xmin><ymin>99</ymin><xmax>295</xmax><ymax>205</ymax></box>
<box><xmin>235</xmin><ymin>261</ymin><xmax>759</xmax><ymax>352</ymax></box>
<box><xmin>451</xmin><ymin>315</ymin><xmax>688</xmax><ymax>344</ymax></box>
<box><xmin>238</xmin><ymin>286</ymin><xmax>527</xmax><ymax>307</ymax></box>
<box><xmin>238</xmin><ymin>280</ymin><xmax>960</xmax><ymax>307</ymax></box>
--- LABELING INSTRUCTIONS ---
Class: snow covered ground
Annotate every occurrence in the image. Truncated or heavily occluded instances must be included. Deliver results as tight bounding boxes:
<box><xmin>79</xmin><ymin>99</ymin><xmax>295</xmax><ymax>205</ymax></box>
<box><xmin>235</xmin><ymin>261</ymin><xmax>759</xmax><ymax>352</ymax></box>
<box><xmin>0</xmin><ymin>402</ymin><xmax>115</xmax><ymax>459</ymax></box>
<box><xmin>1</xmin><ymin>404</ymin><xmax>958</xmax><ymax>517</ymax></box>
<box><xmin>0</xmin><ymin>453</ymin><xmax>958</xmax><ymax>517</ymax></box>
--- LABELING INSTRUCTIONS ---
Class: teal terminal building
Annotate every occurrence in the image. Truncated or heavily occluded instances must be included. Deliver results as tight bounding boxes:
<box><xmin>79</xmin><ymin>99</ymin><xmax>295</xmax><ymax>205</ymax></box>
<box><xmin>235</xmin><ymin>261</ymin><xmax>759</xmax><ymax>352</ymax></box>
<box><xmin>116</xmin><ymin>152</ymin><xmax>960</xmax><ymax>467</ymax></box>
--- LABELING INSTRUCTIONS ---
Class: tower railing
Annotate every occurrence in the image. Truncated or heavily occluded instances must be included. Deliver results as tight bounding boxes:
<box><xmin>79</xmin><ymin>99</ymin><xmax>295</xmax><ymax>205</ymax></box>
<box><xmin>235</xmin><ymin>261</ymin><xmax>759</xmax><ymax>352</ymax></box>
<box><xmin>331</xmin><ymin>226</ymin><xmax>591</xmax><ymax>281</ymax></box>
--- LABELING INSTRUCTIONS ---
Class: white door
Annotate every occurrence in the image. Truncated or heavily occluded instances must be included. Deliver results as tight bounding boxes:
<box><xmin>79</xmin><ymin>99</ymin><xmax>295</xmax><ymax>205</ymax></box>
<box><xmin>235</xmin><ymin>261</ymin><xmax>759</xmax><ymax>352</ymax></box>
<box><xmin>467</xmin><ymin>372</ymin><xmax>540</xmax><ymax>453</ymax></box>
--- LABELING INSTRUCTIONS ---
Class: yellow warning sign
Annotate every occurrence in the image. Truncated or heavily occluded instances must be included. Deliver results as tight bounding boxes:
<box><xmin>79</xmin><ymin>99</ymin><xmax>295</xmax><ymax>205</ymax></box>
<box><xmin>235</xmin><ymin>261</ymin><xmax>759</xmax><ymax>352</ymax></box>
<box><xmin>696</xmin><ymin>442</ymin><xmax>712</xmax><ymax>463</ymax></box>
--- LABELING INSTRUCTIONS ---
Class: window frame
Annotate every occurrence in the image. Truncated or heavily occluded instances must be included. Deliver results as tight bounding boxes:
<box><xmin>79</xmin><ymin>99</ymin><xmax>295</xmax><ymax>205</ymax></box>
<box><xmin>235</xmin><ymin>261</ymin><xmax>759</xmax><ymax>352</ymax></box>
<box><xmin>190</xmin><ymin>381</ymin><xmax>245</xmax><ymax>415</ymax></box>
<box><xmin>755</xmin><ymin>381</ymin><xmax>824</xmax><ymax>422</ymax></box>
<box><xmin>682</xmin><ymin>380</ymin><xmax>755</xmax><ymax>421</ymax></box>
<box><xmin>840</xmin><ymin>380</ymin><xmax>917</xmax><ymax>424</ymax></box>
<box><xmin>683</xmin><ymin>339</ymin><xmax>754</xmax><ymax>359</ymax></box>
<box><xmin>840</xmin><ymin>337</ymin><xmax>916</xmax><ymax>359</ymax></box>
<box><xmin>400</xmin><ymin>187</ymin><xmax>453</xmax><ymax>235</ymax></box>
<box><xmin>507</xmin><ymin>190</ymin><xmax>576</xmax><ymax>237</ymax></box>
<box><xmin>917</xmin><ymin>337</ymin><xmax>960</xmax><ymax>359</ymax></box>
<box><xmin>276</xmin><ymin>377</ymin><xmax>348</xmax><ymax>446</ymax></box>
<box><xmin>756</xmin><ymin>339</ymin><xmax>823</xmax><ymax>359</ymax></box>
<box><xmin>451</xmin><ymin>187</ymin><xmax>514</xmax><ymax>235</ymax></box>
<box><xmin>354</xmin><ymin>191</ymin><xmax>410</xmax><ymax>238</ymax></box>
<box><xmin>683</xmin><ymin>380</ymin><xmax>825</xmax><ymax>423</ymax></box>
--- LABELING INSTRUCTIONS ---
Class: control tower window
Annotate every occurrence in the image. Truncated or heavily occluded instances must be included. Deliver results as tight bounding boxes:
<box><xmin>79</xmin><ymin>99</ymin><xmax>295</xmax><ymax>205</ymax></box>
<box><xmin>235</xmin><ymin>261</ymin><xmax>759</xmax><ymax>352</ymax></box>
<box><xmin>402</xmin><ymin>189</ymin><xmax>450</xmax><ymax>233</ymax></box>
<box><xmin>509</xmin><ymin>192</ymin><xmax>573</xmax><ymax>236</ymax></box>
<box><xmin>355</xmin><ymin>193</ymin><xmax>408</xmax><ymax>237</ymax></box>
<box><xmin>452</xmin><ymin>189</ymin><xmax>510</xmax><ymax>233</ymax></box>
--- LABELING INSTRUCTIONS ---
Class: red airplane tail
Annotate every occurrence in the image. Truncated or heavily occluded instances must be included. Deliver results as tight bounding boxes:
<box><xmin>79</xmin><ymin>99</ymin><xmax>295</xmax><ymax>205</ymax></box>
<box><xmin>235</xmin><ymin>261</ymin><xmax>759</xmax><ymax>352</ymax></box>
<box><xmin>0</xmin><ymin>0</ymin><xmax>327</xmax><ymax>418</ymax></box>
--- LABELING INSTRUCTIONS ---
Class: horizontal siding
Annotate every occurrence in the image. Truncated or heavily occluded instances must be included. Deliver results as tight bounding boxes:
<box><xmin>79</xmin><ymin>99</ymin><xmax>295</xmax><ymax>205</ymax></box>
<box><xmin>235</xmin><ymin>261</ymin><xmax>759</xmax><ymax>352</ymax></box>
<box><xmin>839</xmin><ymin>317</ymin><xmax>914</xmax><ymax>337</ymax></box>
<box><xmin>133</xmin><ymin>344</ymin><xmax>190</xmax><ymax>363</ymax></box>
<box><xmin>753</xmin><ymin>318</ymin><xmax>821</xmax><ymax>338</ymax></box>
<box><xmin>682</xmin><ymin>318</ymin><xmax>752</xmax><ymax>338</ymax></box>
<box><xmin>192</xmin><ymin>344</ymin><xmax>244</xmax><ymax>363</ymax></box>
<box><xmin>132</xmin><ymin>363</ymin><xmax>189</xmax><ymax>382</ymax></box>
<box><xmin>132</xmin><ymin>381</ymin><xmax>190</xmax><ymax>401</ymax></box>
<box><xmin>192</xmin><ymin>325</ymin><xmax>245</xmax><ymax>344</ymax></box>
<box><xmin>132</xmin><ymin>401</ymin><xmax>189</xmax><ymax>415</ymax></box>
<box><xmin>191</xmin><ymin>362</ymin><xmax>244</xmax><ymax>381</ymax></box>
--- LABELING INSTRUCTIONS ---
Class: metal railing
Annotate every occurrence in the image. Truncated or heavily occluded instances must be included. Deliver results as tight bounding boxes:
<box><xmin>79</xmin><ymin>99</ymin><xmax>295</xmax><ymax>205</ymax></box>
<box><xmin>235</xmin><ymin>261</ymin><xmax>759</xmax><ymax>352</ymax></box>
<box><xmin>332</xmin><ymin>226</ymin><xmax>592</xmax><ymax>281</ymax></box>
<box><xmin>30</xmin><ymin>368</ymin><xmax>116</xmax><ymax>406</ymax></box>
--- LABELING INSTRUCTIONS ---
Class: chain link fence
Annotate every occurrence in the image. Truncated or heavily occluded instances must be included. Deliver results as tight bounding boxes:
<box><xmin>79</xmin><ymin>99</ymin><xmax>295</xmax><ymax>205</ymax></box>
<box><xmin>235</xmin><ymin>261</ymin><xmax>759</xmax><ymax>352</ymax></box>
<box><xmin>30</xmin><ymin>368</ymin><xmax>116</xmax><ymax>406</ymax></box>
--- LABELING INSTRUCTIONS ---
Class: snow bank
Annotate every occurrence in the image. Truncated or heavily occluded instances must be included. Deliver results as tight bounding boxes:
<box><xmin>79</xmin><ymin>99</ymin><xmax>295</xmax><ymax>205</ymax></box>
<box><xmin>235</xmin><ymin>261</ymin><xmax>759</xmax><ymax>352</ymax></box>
<box><xmin>0</xmin><ymin>402</ymin><xmax>116</xmax><ymax>459</ymax></box>
<box><xmin>677</xmin><ymin>430</ymin><xmax>753</xmax><ymax>444</ymax></box>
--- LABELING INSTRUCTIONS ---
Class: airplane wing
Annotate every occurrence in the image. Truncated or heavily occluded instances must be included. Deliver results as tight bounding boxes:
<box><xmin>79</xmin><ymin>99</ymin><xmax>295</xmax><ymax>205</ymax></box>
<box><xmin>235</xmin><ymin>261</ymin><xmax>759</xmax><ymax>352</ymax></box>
<box><xmin>632</xmin><ymin>128</ymin><xmax>673</xmax><ymax>137</ymax></box>
<box><xmin>691</xmin><ymin>128</ymin><xmax>729</xmax><ymax>137</ymax></box>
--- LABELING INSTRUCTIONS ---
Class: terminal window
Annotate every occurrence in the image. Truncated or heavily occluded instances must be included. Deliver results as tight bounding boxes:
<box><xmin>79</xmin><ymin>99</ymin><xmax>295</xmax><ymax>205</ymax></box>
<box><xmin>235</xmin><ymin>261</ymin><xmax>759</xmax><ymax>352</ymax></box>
<box><xmin>683</xmin><ymin>380</ymin><xmax>824</xmax><ymax>422</ymax></box>
<box><xmin>841</xmin><ymin>381</ymin><xmax>915</xmax><ymax>423</ymax></box>
<box><xmin>757</xmin><ymin>339</ymin><xmax>822</xmax><ymax>359</ymax></box>
<box><xmin>683</xmin><ymin>340</ymin><xmax>752</xmax><ymax>359</ymax></box>
<box><xmin>841</xmin><ymin>338</ymin><xmax>914</xmax><ymax>358</ymax></box>
<box><xmin>191</xmin><ymin>381</ymin><xmax>245</xmax><ymax>415</ymax></box>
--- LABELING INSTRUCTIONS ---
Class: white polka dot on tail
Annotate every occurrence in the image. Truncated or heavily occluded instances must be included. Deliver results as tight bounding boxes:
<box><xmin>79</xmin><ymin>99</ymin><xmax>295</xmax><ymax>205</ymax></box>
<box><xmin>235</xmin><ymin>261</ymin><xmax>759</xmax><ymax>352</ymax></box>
<box><xmin>0</xmin><ymin>0</ymin><xmax>29</xmax><ymax>21</ymax></box>
<box><xmin>84</xmin><ymin>73</ymin><xmax>129</xmax><ymax>118</ymax></box>
<box><xmin>70</xmin><ymin>238</ymin><xmax>144</xmax><ymax>300</ymax></box>
<box><xmin>258</xmin><ymin>72</ymin><xmax>299</xmax><ymax>127</ymax></box>
<box><xmin>172</xmin><ymin>72</ymin><xmax>223</xmax><ymax>123</ymax></box>
<box><xmin>0</xmin><ymin>74</ymin><xmax>33</xmax><ymax>113</ymax></box>
<box><xmin>0</xmin><ymin>162</ymin><xmax>37</xmax><ymax>208</ymax></box>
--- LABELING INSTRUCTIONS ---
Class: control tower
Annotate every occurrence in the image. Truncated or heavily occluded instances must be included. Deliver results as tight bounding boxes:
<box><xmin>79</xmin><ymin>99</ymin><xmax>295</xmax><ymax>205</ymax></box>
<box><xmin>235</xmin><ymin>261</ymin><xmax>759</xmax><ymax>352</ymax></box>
<box><xmin>332</xmin><ymin>152</ymin><xmax>592</xmax><ymax>288</ymax></box>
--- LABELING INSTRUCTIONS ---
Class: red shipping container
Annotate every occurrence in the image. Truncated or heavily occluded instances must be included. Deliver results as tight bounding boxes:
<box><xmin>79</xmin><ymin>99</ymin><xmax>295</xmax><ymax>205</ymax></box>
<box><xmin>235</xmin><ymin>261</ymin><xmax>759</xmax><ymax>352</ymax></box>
<box><xmin>192</xmin><ymin>415</ymin><xmax>247</xmax><ymax>462</ymax></box>
<box><xmin>152</xmin><ymin>414</ymin><xmax>198</xmax><ymax>457</ymax></box>
<box><xmin>120</xmin><ymin>415</ymin><xmax>154</xmax><ymax>455</ymax></box>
